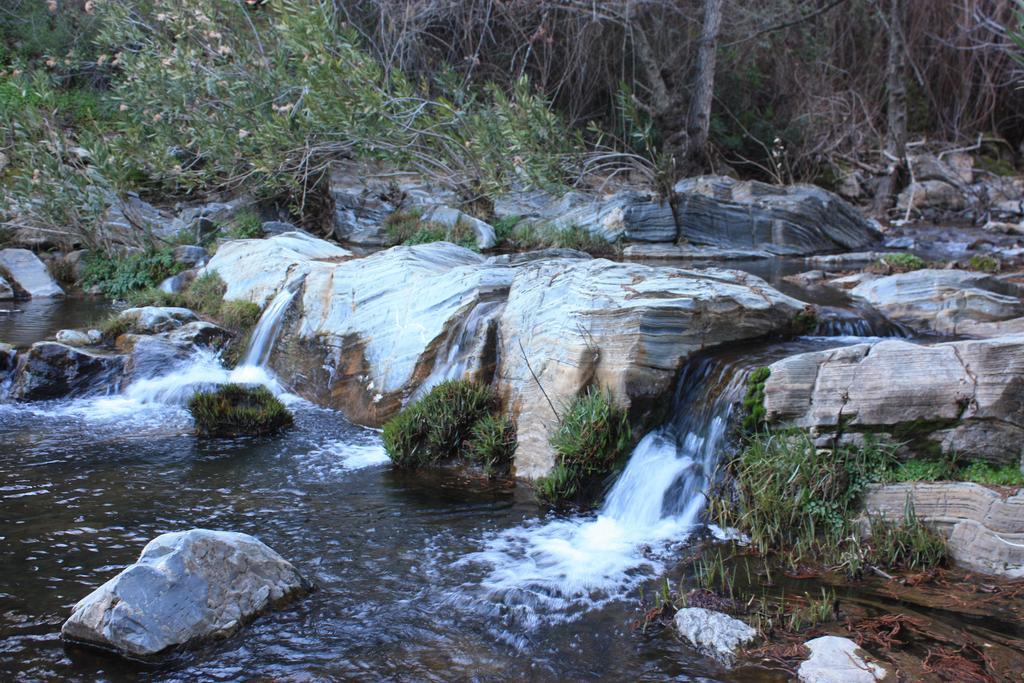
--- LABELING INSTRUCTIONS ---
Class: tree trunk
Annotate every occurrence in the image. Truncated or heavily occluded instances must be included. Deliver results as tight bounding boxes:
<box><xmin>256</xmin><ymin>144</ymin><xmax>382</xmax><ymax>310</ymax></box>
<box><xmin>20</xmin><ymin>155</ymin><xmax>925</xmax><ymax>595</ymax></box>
<box><xmin>683</xmin><ymin>0</ymin><xmax>724</xmax><ymax>172</ymax></box>
<box><xmin>874</xmin><ymin>0</ymin><xmax>908</xmax><ymax>215</ymax></box>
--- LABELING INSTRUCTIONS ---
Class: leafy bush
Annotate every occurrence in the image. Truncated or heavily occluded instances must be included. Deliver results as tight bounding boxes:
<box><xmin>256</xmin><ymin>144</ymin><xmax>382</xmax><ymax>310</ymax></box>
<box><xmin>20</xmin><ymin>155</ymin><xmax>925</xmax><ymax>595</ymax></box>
<box><xmin>225</xmin><ymin>209</ymin><xmax>264</xmax><ymax>240</ymax></box>
<box><xmin>866</xmin><ymin>253</ymin><xmax>927</xmax><ymax>274</ymax></box>
<box><xmin>382</xmin><ymin>380</ymin><xmax>499</xmax><ymax>469</ymax></box>
<box><xmin>188</xmin><ymin>384</ymin><xmax>293</xmax><ymax>437</ymax></box>
<box><xmin>535</xmin><ymin>388</ymin><xmax>632</xmax><ymax>505</ymax></box>
<box><xmin>82</xmin><ymin>248</ymin><xmax>186</xmax><ymax>299</ymax></box>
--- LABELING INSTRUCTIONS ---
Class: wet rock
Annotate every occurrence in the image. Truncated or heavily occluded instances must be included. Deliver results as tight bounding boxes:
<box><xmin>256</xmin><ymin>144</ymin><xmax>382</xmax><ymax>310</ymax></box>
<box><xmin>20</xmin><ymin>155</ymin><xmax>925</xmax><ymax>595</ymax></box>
<box><xmin>485</xmin><ymin>248</ymin><xmax>591</xmax><ymax>266</ymax></box>
<box><xmin>622</xmin><ymin>244</ymin><xmax>772</xmax><ymax>260</ymax></box>
<box><xmin>0</xmin><ymin>275</ymin><xmax>13</xmax><ymax>300</ymax></box>
<box><xmin>173</xmin><ymin>245</ymin><xmax>208</xmax><ymax>268</ymax></box>
<box><xmin>763</xmin><ymin>335</ymin><xmax>1024</xmax><ymax>465</ymax></box>
<box><xmin>0</xmin><ymin>249</ymin><xmax>65</xmax><ymax>298</ymax></box>
<box><xmin>499</xmin><ymin>259</ymin><xmax>805</xmax><ymax>478</ymax></box>
<box><xmin>117</xmin><ymin>307</ymin><xmax>198</xmax><ymax>334</ymax></box>
<box><xmin>797</xmin><ymin>636</ymin><xmax>888</xmax><ymax>683</ymax></box>
<box><xmin>673</xmin><ymin>607</ymin><xmax>757</xmax><ymax>665</ymax></box>
<box><xmin>55</xmin><ymin>329</ymin><xmax>93</xmax><ymax>347</ymax></box>
<box><xmin>11</xmin><ymin>342</ymin><xmax>124</xmax><ymax>401</ymax></box>
<box><xmin>419</xmin><ymin>205</ymin><xmax>497</xmax><ymax>250</ymax></box>
<box><xmin>848</xmin><ymin>269</ymin><xmax>1024</xmax><ymax>335</ymax></box>
<box><xmin>202</xmin><ymin>231</ymin><xmax>352</xmax><ymax>306</ymax></box>
<box><xmin>862</xmin><ymin>483</ymin><xmax>1024</xmax><ymax>577</ymax></box>
<box><xmin>673</xmin><ymin>176</ymin><xmax>879</xmax><ymax>255</ymax></box>
<box><xmin>0</xmin><ymin>342</ymin><xmax>16</xmax><ymax>386</ymax></box>
<box><xmin>61</xmin><ymin>529</ymin><xmax>308</xmax><ymax>658</ymax></box>
<box><xmin>783</xmin><ymin>270</ymin><xmax>830</xmax><ymax>287</ymax></box>
<box><xmin>804</xmin><ymin>251</ymin><xmax>889</xmax><ymax>269</ymax></box>
<box><xmin>166</xmin><ymin>321</ymin><xmax>232</xmax><ymax>349</ymax></box>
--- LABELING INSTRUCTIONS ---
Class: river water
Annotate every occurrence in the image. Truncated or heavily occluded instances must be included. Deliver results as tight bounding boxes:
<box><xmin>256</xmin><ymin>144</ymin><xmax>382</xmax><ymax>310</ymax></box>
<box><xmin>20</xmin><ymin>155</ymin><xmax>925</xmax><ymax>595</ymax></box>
<box><xmin>0</xmin><ymin>277</ymin><xmax>911</xmax><ymax>681</ymax></box>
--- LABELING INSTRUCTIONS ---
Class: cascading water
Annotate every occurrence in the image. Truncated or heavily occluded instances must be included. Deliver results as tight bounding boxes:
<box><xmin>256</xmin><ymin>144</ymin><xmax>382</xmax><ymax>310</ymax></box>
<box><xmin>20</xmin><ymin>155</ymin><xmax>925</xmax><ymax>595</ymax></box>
<box><xmin>456</xmin><ymin>357</ymin><xmax>751</xmax><ymax>626</ymax></box>
<box><xmin>241</xmin><ymin>286</ymin><xmax>298</xmax><ymax>368</ymax></box>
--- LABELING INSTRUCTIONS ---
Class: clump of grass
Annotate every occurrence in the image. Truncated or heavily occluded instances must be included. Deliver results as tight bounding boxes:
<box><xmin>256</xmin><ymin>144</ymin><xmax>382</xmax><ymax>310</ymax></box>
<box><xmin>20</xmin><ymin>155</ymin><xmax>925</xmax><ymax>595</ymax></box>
<box><xmin>535</xmin><ymin>388</ymin><xmax>632</xmax><ymax>505</ymax></box>
<box><xmin>866</xmin><ymin>252</ymin><xmax>926</xmax><ymax>275</ymax></box>
<box><xmin>382</xmin><ymin>380</ymin><xmax>503</xmax><ymax>470</ymax></box>
<box><xmin>503</xmin><ymin>220</ymin><xmax>616</xmax><ymax>256</ymax></box>
<box><xmin>866</xmin><ymin>504</ymin><xmax>948</xmax><ymax>572</ymax></box>
<box><xmin>182</xmin><ymin>271</ymin><xmax>228</xmax><ymax>316</ymax></box>
<box><xmin>466</xmin><ymin>413</ymin><xmax>517</xmax><ymax>476</ymax></box>
<box><xmin>383</xmin><ymin>210</ymin><xmax>477</xmax><ymax>248</ymax></box>
<box><xmin>224</xmin><ymin>208</ymin><xmax>263</xmax><ymax>239</ymax></box>
<box><xmin>713</xmin><ymin>432</ymin><xmax>895</xmax><ymax>564</ymax></box>
<box><xmin>99</xmin><ymin>312</ymin><xmax>133</xmax><ymax>340</ymax></box>
<box><xmin>188</xmin><ymin>384</ymin><xmax>293</xmax><ymax>437</ymax></box>
<box><xmin>741</xmin><ymin>367</ymin><xmax>770</xmax><ymax>432</ymax></box>
<box><xmin>959</xmin><ymin>461</ymin><xmax>1024</xmax><ymax>486</ymax></box>
<box><xmin>880</xmin><ymin>458</ymin><xmax>957</xmax><ymax>482</ymax></box>
<box><xmin>877</xmin><ymin>457</ymin><xmax>1024</xmax><ymax>487</ymax></box>
<box><xmin>219</xmin><ymin>300</ymin><xmax>262</xmax><ymax>332</ymax></box>
<box><xmin>967</xmin><ymin>254</ymin><xmax>1000</xmax><ymax>273</ymax></box>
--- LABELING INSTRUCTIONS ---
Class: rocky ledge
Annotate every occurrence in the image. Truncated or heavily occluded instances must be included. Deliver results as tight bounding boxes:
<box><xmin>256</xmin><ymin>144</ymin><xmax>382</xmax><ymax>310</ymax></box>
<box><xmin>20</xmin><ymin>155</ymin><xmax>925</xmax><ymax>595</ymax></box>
<box><xmin>61</xmin><ymin>529</ymin><xmax>309</xmax><ymax>658</ymax></box>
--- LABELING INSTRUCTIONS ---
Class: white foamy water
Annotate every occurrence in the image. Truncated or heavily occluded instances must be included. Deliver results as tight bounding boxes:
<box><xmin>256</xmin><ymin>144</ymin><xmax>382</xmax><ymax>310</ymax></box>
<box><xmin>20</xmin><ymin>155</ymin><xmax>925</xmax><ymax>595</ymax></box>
<box><xmin>295</xmin><ymin>441</ymin><xmax>391</xmax><ymax>479</ymax></box>
<box><xmin>242</xmin><ymin>286</ymin><xmax>297</xmax><ymax>368</ymax></box>
<box><xmin>457</xmin><ymin>359</ymin><xmax>748</xmax><ymax>626</ymax></box>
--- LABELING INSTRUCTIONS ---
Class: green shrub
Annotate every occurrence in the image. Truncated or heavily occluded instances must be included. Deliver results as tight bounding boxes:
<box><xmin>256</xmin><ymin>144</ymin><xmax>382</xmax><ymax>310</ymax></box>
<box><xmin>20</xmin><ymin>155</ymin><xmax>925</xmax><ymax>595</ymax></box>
<box><xmin>466</xmin><ymin>414</ymin><xmax>517</xmax><ymax>476</ymax></box>
<box><xmin>866</xmin><ymin>506</ymin><xmax>948</xmax><ymax>571</ymax></box>
<box><xmin>960</xmin><ymin>461</ymin><xmax>1024</xmax><ymax>486</ymax></box>
<box><xmin>382</xmin><ymin>380</ymin><xmax>498</xmax><ymax>468</ymax></box>
<box><xmin>382</xmin><ymin>210</ymin><xmax>477</xmax><ymax>249</ymax></box>
<box><xmin>188</xmin><ymin>384</ymin><xmax>293</xmax><ymax>437</ymax></box>
<box><xmin>82</xmin><ymin>248</ymin><xmax>186</xmax><ymax>299</ymax></box>
<box><xmin>535</xmin><ymin>388</ymin><xmax>632</xmax><ymax>505</ymax></box>
<box><xmin>219</xmin><ymin>300</ymin><xmax>262</xmax><ymax>332</ymax></box>
<box><xmin>501</xmin><ymin>221</ymin><xmax>614</xmax><ymax>256</ymax></box>
<box><xmin>741</xmin><ymin>367</ymin><xmax>770</xmax><ymax>432</ymax></box>
<box><xmin>867</xmin><ymin>252</ymin><xmax>926</xmax><ymax>274</ymax></box>
<box><xmin>967</xmin><ymin>254</ymin><xmax>1001</xmax><ymax>273</ymax></box>
<box><xmin>225</xmin><ymin>209</ymin><xmax>264</xmax><ymax>240</ymax></box>
<box><xmin>880</xmin><ymin>458</ymin><xmax>956</xmax><ymax>483</ymax></box>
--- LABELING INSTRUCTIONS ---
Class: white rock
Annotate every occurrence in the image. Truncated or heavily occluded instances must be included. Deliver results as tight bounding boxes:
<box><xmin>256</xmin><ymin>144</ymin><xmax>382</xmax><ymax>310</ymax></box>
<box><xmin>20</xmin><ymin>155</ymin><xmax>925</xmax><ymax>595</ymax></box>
<box><xmin>61</xmin><ymin>529</ymin><xmax>307</xmax><ymax>657</ymax></box>
<box><xmin>420</xmin><ymin>205</ymin><xmax>497</xmax><ymax>249</ymax></box>
<box><xmin>0</xmin><ymin>248</ymin><xmax>65</xmax><ymax>298</ymax></box>
<box><xmin>673</xmin><ymin>608</ymin><xmax>757</xmax><ymax>665</ymax></box>
<box><xmin>117</xmin><ymin>307</ymin><xmax>198</xmax><ymax>334</ymax></box>
<box><xmin>203</xmin><ymin>231</ymin><xmax>352</xmax><ymax>306</ymax></box>
<box><xmin>798</xmin><ymin>636</ymin><xmax>887</xmax><ymax>683</ymax></box>
<box><xmin>55</xmin><ymin>329</ymin><xmax>93</xmax><ymax>347</ymax></box>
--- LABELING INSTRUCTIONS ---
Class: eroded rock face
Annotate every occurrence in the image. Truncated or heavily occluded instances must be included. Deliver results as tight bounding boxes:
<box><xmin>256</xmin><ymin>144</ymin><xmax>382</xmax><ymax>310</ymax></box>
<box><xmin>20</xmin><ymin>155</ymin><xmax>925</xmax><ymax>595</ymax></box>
<box><xmin>61</xmin><ymin>529</ymin><xmax>308</xmax><ymax>658</ymax></box>
<box><xmin>0</xmin><ymin>248</ymin><xmax>64</xmax><ymax>298</ymax></box>
<box><xmin>499</xmin><ymin>259</ymin><xmax>805</xmax><ymax>479</ymax></box>
<box><xmin>797</xmin><ymin>636</ymin><xmax>888</xmax><ymax>683</ymax></box>
<box><xmin>11</xmin><ymin>342</ymin><xmax>124</xmax><ymax>401</ymax></box>
<box><xmin>848</xmin><ymin>269</ymin><xmax>1024</xmax><ymax>335</ymax></box>
<box><xmin>203</xmin><ymin>231</ymin><xmax>352</xmax><ymax>306</ymax></box>
<box><xmin>861</xmin><ymin>483</ymin><xmax>1024</xmax><ymax>577</ymax></box>
<box><xmin>673</xmin><ymin>607</ymin><xmax>757</xmax><ymax>665</ymax></box>
<box><xmin>673</xmin><ymin>176</ymin><xmax>880</xmax><ymax>255</ymax></box>
<box><xmin>763</xmin><ymin>336</ymin><xmax>1024</xmax><ymax>465</ymax></box>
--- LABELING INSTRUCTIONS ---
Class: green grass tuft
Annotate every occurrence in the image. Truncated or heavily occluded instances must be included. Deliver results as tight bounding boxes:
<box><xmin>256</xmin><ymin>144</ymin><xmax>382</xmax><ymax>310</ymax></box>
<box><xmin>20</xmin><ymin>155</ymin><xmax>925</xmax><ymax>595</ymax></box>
<box><xmin>866</xmin><ymin>252</ymin><xmax>927</xmax><ymax>275</ymax></box>
<box><xmin>188</xmin><ymin>384</ymin><xmax>293</xmax><ymax>437</ymax></box>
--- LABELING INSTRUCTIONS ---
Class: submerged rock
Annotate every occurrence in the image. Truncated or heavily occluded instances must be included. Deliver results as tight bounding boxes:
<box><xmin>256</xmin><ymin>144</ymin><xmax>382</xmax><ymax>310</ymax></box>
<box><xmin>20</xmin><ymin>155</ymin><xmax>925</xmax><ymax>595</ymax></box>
<box><xmin>61</xmin><ymin>529</ymin><xmax>308</xmax><ymax>658</ymax></box>
<box><xmin>499</xmin><ymin>259</ymin><xmax>805</xmax><ymax>478</ymax></box>
<box><xmin>847</xmin><ymin>269</ymin><xmax>1024</xmax><ymax>335</ymax></box>
<box><xmin>797</xmin><ymin>636</ymin><xmax>888</xmax><ymax>683</ymax></box>
<box><xmin>862</xmin><ymin>483</ymin><xmax>1024</xmax><ymax>577</ymax></box>
<box><xmin>11</xmin><ymin>342</ymin><xmax>124</xmax><ymax>401</ymax></box>
<box><xmin>0</xmin><ymin>248</ymin><xmax>64</xmax><ymax>298</ymax></box>
<box><xmin>763</xmin><ymin>335</ymin><xmax>1024</xmax><ymax>465</ymax></box>
<box><xmin>673</xmin><ymin>607</ymin><xmax>757</xmax><ymax>665</ymax></box>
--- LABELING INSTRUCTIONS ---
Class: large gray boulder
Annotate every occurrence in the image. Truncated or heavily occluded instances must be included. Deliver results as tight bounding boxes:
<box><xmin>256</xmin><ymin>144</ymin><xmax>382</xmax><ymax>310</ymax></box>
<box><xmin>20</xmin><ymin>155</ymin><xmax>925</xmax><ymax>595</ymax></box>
<box><xmin>673</xmin><ymin>608</ymin><xmax>757</xmax><ymax>665</ymax></box>
<box><xmin>862</xmin><ymin>483</ymin><xmax>1024</xmax><ymax>578</ymax></box>
<box><xmin>0</xmin><ymin>248</ymin><xmax>64</xmax><ymax>298</ymax></box>
<box><xmin>61</xmin><ymin>529</ymin><xmax>308</xmax><ymax>658</ymax></box>
<box><xmin>763</xmin><ymin>336</ymin><xmax>1024</xmax><ymax>466</ymax></box>
<box><xmin>101</xmin><ymin>194</ymin><xmax>180</xmax><ymax>246</ymax></box>
<box><xmin>798</xmin><ymin>636</ymin><xmax>888</xmax><ymax>683</ymax></box>
<box><xmin>673</xmin><ymin>176</ymin><xmax>879</xmax><ymax>255</ymax></box>
<box><xmin>202</xmin><ymin>231</ymin><xmax>352</xmax><ymax>306</ymax></box>
<box><xmin>499</xmin><ymin>259</ymin><xmax>806</xmax><ymax>478</ymax></box>
<box><xmin>11</xmin><ymin>342</ymin><xmax>124</xmax><ymax>401</ymax></box>
<box><xmin>847</xmin><ymin>269</ymin><xmax>1024</xmax><ymax>335</ymax></box>
<box><xmin>116</xmin><ymin>307</ymin><xmax>198</xmax><ymax>335</ymax></box>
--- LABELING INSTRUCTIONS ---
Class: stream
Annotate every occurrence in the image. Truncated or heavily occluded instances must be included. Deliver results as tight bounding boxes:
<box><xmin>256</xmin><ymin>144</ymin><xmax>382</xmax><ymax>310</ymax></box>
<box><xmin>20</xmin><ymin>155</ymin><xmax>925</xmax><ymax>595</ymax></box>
<box><xmin>0</xmin><ymin>262</ymin><xmax>1016</xmax><ymax>680</ymax></box>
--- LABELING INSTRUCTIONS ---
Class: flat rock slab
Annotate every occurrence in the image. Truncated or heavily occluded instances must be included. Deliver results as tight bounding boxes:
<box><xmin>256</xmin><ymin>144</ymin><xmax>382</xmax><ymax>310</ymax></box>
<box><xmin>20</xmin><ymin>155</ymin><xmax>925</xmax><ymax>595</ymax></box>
<box><xmin>862</xmin><ymin>483</ymin><xmax>1024</xmax><ymax>577</ymax></box>
<box><xmin>0</xmin><ymin>248</ymin><xmax>64</xmax><ymax>298</ymax></box>
<box><xmin>61</xmin><ymin>529</ymin><xmax>308</xmax><ymax>658</ymax></box>
<box><xmin>674</xmin><ymin>607</ymin><xmax>757</xmax><ymax>665</ymax></box>
<box><xmin>798</xmin><ymin>636</ymin><xmax>888</xmax><ymax>682</ymax></box>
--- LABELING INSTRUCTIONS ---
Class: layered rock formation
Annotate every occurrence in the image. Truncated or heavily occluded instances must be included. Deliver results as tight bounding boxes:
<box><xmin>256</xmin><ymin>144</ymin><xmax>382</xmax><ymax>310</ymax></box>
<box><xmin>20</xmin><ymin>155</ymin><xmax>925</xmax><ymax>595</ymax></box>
<box><xmin>61</xmin><ymin>529</ymin><xmax>308</xmax><ymax>657</ymax></box>
<box><xmin>763</xmin><ymin>336</ymin><xmax>1024</xmax><ymax>465</ymax></box>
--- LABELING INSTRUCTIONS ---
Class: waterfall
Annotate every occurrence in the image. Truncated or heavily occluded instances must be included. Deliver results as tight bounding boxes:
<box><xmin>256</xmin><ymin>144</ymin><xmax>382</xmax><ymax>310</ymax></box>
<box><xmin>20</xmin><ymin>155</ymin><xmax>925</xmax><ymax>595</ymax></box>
<box><xmin>240</xmin><ymin>286</ymin><xmax>298</xmax><ymax>368</ymax></box>
<box><xmin>414</xmin><ymin>299</ymin><xmax>504</xmax><ymax>398</ymax></box>
<box><xmin>457</xmin><ymin>356</ymin><xmax>751</xmax><ymax>624</ymax></box>
<box><xmin>811</xmin><ymin>304</ymin><xmax>912</xmax><ymax>339</ymax></box>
